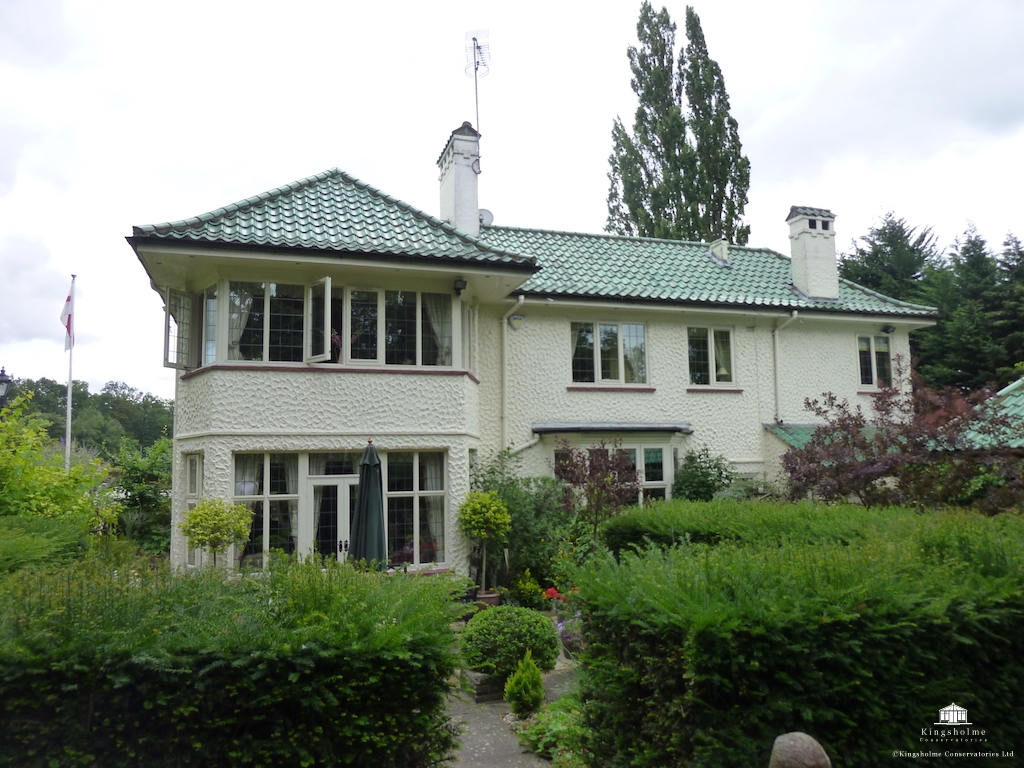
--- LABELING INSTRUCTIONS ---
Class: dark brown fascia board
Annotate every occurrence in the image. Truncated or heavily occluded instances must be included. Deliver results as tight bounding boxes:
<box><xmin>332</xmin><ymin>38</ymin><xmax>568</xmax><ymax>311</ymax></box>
<box><xmin>125</xmin><ymin>235</ymin><xmax>541</xmax><ymax>274</ymax></box>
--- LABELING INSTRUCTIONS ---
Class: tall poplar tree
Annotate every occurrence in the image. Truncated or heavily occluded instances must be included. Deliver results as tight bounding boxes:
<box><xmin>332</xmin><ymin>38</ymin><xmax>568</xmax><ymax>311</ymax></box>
<box><xmin>606</xmin><ymin>3</ymin><xmax>750</xmax><ymax>244</ymax></box>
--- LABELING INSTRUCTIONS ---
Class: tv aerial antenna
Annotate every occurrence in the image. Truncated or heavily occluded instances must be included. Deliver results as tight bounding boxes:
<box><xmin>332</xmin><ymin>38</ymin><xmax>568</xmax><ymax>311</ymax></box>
<box><xmin>464</xmin><ymin>30</ymin><xmax>490</xmax><ymax>133</ymax></box>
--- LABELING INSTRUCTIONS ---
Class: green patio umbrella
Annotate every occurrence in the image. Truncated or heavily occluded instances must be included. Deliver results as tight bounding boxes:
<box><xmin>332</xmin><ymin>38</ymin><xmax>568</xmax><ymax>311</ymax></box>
<box><xmin>349</xmin><ymin>439</ymin><xmax>387</xmax><ymax>566</ymax></box>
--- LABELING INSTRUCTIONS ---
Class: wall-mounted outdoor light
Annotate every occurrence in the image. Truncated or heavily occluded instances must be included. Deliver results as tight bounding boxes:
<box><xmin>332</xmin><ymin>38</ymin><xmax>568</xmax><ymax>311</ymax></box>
<box><xmin>882</xmin><ymin>325</ymin><xmax>896</xmax><ymax>335</ymax></box>
<box><xmin>454</xmin><ymin>279</ymin><xmax>468</xmax><ymax>296</ymax></box>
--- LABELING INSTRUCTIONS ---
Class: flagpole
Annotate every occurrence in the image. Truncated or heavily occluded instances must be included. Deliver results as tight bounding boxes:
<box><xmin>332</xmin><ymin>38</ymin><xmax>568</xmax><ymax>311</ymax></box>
<box><xmin>64</xmin><ymin>275</ymin><xmax>76</xmax><ymax>472</ymax></box>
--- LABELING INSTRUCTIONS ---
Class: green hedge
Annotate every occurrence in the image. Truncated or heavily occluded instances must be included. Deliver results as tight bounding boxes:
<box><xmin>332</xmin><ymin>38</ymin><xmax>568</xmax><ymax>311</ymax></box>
<box><xmin>0</xmin><ymin>516</ymin><xmax>86</xmax><ymax>572</ymax></box>
<box><xmin>576</xmin><ymin>507</ymin><xmax>1024</xmax><ymax>767</ymax></box>
<box><xmin>0</xmin><ymin>553</ymin><xmax>461</xmax><ymax>767</ymax></box>
<box><xmin>599</xmin><ymin>499</ymin><xmax>910</xmax><ymax>557</ymax></box>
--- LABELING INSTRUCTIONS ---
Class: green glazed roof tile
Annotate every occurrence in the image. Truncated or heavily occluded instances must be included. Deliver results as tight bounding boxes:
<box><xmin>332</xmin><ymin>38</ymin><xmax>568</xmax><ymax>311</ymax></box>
<box><xmin>132</xmin><ymin>169</ymin><xmax>535</xmax><ymax>270</ymax></box>
<box><xmin>481</xmin><ymin>225</ymin><xmax>936</xmax><ymax>317</ymax></box>
<box><xmin>787</xmin><ymin>205</ymin><xmax>835</xmax><ymax>220</ymax></box>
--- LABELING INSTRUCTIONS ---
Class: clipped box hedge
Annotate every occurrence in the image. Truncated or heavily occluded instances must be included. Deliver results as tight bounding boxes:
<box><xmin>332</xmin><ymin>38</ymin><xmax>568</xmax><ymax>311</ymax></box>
<box><xmin>0</xmin><ymin>553</ymin><xmax>461</xmax><ymax>767</ymax></box>
<box><xmin>577</xmin><ymin>505</ymin><xmax>1024</xmax><ymax>767</ymax></box>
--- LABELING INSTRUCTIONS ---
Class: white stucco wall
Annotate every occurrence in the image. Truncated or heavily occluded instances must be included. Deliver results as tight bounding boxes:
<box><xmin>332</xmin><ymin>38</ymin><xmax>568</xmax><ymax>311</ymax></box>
<box><xmin>168</xmin><ymin>298</ymin><xmax>914</xmax><ymax>573</ymax></box>
<box><xmin>170</xmin><ymin>367</ymin><xmax>479</xmax><ymax>571</ymax></box>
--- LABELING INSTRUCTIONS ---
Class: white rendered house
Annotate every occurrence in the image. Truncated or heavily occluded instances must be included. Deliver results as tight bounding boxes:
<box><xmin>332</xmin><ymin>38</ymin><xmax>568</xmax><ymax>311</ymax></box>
<box><xmin>129</xmin><ymin>122</ymin><xmax>936</xmax><ymax>574</ymax></box>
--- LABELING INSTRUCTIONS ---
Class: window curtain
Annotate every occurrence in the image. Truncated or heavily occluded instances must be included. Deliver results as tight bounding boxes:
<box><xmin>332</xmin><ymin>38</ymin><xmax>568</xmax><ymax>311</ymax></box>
<box><xmin>713</xmin><ymin>330</ymin><xmax>732</xmax><ymax>381</ymax></box>
<box><xmin>423</xmin><ymin>294</ymin><xmax>452</xmax><ymax>365</ymax></box>
<box><xmin>419</xmin><ymin>454</ymin><xmax>444</xmax><ymax>563</ymax></box>
<box><xmin>313</xmin><ymin>485</ymin><xmax>325</xmax><ymax>556</ymax></box>
<box><xmin>228</xmin><ymin>283</ymin><xmax>256</xmax><ymax>361</ymax></box>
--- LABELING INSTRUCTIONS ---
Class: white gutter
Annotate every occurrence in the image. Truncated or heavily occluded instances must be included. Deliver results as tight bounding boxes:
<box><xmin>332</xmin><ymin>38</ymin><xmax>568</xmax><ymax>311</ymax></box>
<box><xmin>773</xmin><ymin>310</ymin><xmax>799</xmax><ymax>423</ymax></box>
<box><xmin>501</xmin><ymin>295</ymin><xmax>525</xmax><ymax>449</ymax></box>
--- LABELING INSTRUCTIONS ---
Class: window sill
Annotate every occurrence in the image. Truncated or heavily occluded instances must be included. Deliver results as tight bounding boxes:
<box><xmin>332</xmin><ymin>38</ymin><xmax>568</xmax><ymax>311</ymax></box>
<box><xmin>686</xmin><ymin>386</ymin><xmax>744</xmax><ymax>393</ymax></box>
<box><xmin>567</xmin><ymin>385</ymin><xmax>656</xmax><ymax>393</ymax></box>
<box><xmin>182</xmin><ymin>363</ymin><xmax>480</xmax><ymax>385</ymax></box>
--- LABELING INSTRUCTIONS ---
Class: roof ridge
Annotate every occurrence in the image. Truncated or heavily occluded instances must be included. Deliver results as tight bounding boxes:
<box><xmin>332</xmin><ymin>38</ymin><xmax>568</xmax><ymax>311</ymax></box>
<box><xmin>486</xmin><ymin>223</ymin><xmax>708</xmax><ymax>248</ymax></box>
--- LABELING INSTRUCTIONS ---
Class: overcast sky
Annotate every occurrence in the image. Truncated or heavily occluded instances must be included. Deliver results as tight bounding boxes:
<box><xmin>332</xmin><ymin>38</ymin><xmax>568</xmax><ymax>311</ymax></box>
<box><xmin>1</xmin><ymin>0</ymin><xmax>1022</xmax><ymax>401</ymax></box>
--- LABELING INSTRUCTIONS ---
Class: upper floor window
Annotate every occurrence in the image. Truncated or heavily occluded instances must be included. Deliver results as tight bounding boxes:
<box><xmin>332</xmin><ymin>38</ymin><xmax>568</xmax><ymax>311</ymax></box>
<box><xmin>350</xmin><ymin>290</ymin><xmax>452</xmax><ymax>366</ymax></box>
<box><xmin>687</xmin><ymin>327</ymin><xmax>733</xmax><ymax>386</ymax></box>
<box><xmin>858</xmin><ymin>335</ymin><xmax>892</xmax><ymax>388</ymax></box>
<box><xmin>166</xmin><ymin>279</ymin><xmax>458</xmax><ymax>370</ymax></box>
<box><xmin>571</xmin><ymin>321</ymin><xmax>646</xmax><ymax>384</ymax></box>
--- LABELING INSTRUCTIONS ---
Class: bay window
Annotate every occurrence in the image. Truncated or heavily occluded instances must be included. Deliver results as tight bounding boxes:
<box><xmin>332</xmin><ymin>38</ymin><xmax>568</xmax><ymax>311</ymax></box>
<box><xmin>571</xmin><ymin>321</ymin><xmax>647</xmax><ymax>384</ymax></box>
<box><xmin>233</xmin><ymin>453</ymin><xmax>299</xmax><ymax>569</ymax></box>
<box><xmin>688</xmin><ymin>327</ymin><xmax>733</xmax><ymax>386</ymax></box>
<box><xmin>166</xmin><ymin>280</ymin><xmax>457</xmax><ymax>369</ymax></box>
<box><xmin>858</xmin><ymin>335</ymin><xmax>892</xmax><ymax>388</ymax></box>
<box><xmin>350</xmin><ymin>290</ymin><xmax>453</xmax><ymax>366</ymax></box>
<box><xmin>386</xmin><ymin>451</ymin><xmax>445</xmax><ymax>566</ymax></box>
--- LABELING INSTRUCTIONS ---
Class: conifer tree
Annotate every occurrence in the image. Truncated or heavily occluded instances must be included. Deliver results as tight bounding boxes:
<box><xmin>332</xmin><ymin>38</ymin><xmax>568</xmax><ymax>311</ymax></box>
<box><xmin>606</xmin><ymin>3</ymin><xmax>749</xmax><ymax>244</ymax></box>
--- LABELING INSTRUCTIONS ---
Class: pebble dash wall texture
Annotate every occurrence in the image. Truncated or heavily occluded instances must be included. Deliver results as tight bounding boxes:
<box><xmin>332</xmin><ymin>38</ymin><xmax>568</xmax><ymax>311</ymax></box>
<box><xmin>169</xmin><ymin>367</ymin><xmax>479</xmax><ymax>571</ymax></box>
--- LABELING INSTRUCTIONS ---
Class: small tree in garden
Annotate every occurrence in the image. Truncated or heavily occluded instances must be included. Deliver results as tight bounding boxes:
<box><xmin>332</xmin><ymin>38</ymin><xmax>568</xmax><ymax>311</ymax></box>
<box><xmin>783</xmin><ymin>358</ymin><xmax>1024</xmax><ymax>512</ymax></box>
<box><xmin>554</xmin><ymin>440</ymin><xmax>641</xmax><ymax>537</ymax></box>
<box><xmin>673</xmin><ymin>446</ymin><xmax>734</xmax><ymax>501</ymax></box>
<box><xmin>504</xmin><ymin>650</ymin><xmax>545</xmax><ymax>718</ymax></box>
<box><xmin>179</xmin><ymin>498</ymin><xmax>252</xmax><ymax>566</ymax></box>
<box><xmin>458</xmin><ymin>490</ymin><xmax>511</xmax><ymax>591</ymax></box>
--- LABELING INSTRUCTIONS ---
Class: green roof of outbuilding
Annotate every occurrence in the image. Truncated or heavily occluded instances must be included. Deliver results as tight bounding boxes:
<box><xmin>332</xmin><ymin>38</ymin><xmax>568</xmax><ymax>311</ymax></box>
<box><xmin>480</xmin><ymin>225</ymin><xmax>936</xmax><ymax>317</ymax></box>
<box><xmin>966</xmin><ymin>377</ymin><xmax>1024</xmax><ymax>449</ymax></box>
<box><xmin>132</xmin><ymin>169</ymin><xmax>536</xmax><ymax>270</ymax></box>
<box><xmin>765</xmin><ymin>423</ymin><xmax>819</xmax><ymax>449</ymax></box>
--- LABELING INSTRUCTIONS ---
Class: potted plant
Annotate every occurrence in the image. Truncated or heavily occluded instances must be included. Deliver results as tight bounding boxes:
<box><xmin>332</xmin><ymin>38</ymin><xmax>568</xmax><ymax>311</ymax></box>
<box><xmin>457</xmin><ymin>490</ymin><xmax>511</xmax><ymax>601</ymax></box>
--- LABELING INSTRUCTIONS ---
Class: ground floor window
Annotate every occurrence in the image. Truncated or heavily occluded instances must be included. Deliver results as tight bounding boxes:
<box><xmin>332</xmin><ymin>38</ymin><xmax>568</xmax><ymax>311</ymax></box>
<box><xmin>553</xmin><ymin>442</ymin><xmax>670</xmax><ymax>504</ymax></box>
<box><xmin>386</xmin><ymin>451</ymin><xmax>446</xmax><ymax>566</ymax></box>
<box><xmin>233</xmin><ymin>453</ymin><xmax>299</xmax><ymax>568</ymax></box>
<box><xmin>226</xmin><ymin>450</ymin><xmax>446</xmax><ymax>568</ymax></box>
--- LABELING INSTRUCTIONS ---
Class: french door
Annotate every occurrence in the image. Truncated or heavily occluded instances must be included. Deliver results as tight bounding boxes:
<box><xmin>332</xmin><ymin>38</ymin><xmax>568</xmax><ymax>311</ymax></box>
<box><xmin>309</xmin><ymin>478</ymin><xmax>359</xmax><ymax>562</ymax></box>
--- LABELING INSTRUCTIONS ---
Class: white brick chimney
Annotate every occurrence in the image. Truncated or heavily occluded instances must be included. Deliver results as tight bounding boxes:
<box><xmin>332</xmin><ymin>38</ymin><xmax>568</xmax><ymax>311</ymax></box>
<box><xmin>437</xmin><ymin>122</ymin><xmax>481</xmax><ymax>237</ymax></box>
<box><xmin>786</xmin><ymin>206</ymin><xmax>838</xmax><ymax>299</ymax></box>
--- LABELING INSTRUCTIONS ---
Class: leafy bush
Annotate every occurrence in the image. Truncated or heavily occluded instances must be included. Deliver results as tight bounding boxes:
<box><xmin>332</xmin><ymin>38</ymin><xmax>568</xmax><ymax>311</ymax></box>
<box><xmin>515</xmin><ymin>692</ymin><xmax>587</xmax><ymax>767</ymax></box>
<box><xmin>0</xmin><ymin>394</ymin><xmax>115</xmax><ymax>527</ymax></box>
<box><xmin>471</xmin><ymin>451</ymin><xmax>571</xmax><ymax>590</ymax></box>
<box><xmin>179</xmin><ymin>498</ymin><xmax>251</xmax><ymax>562</ymax></box>
<box><xmin>0</xmin><ymin>517</ymin><xmax>86</xmax><ymax>572</ymax></box>
<box><xmin>0</xmin><ymin>552</ymin><xmax>461</xmax><ymax>767</ymax></box>
<box><xmin>460</xmin><ymin>605</ymin><xmax>560</xmax><ymax>681</ymax></box>
<box><xmin>672</xmin><ymin>446</ymin><xmax>734</xmax><ymax>501</ymax></box>
<box><xmin>575</xmin><ymin>506</ymin><xmax>1024</xmax><ymax>767</ymax></box>
<box><xmin>504</xmin><ymin>649</ymin><xmax>545</xmax><ymax>717</ymax></box>
<box><xmin>783</xmin><ymin>361</ymin><xmax>1024</xmax><ymax>512</ymax></box>
<box><xmin>509</xmin><ymin>568</ymin><xmax>546</xmax><ymax>609</ymax></box>
<box><xmin>554</xmin><ymin>440</ymin><xmax>640</xmax><ymax>537</ymax></box>
<box><xmin>110</xmin><ymin>437</ymin><xmax>171</xmax><ymax>555</ymax></box>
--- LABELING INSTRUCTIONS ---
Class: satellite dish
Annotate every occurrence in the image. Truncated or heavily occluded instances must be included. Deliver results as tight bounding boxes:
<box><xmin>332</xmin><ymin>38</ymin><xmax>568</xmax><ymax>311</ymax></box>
<box><xmin>479</xmin><ymin>209</ymin><xmax>494</xmax><ymax>226</ymax></box>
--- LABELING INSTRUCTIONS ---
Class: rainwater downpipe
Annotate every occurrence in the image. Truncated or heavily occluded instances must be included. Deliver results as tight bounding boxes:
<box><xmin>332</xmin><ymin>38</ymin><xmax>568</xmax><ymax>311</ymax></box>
<box><xmin>501</xmin><ymin>294</ymin><xmax>525</xmax><ymax>449</ymax></box>
<box><xmin>773</xmin><ymin>310</ymin><xmax>799</xmax><ymax>423</ymax></box>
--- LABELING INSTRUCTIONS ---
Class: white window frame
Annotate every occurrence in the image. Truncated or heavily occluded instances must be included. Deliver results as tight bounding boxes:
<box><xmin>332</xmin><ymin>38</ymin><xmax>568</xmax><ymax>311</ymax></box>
<box><xmin>202</xmin><ymin>285</ymin><xmax>217</xmax><ymax>366</ymax></box>
<box><xmin>304</xmin><ymin>277</ymin><xmax>331</xmax><ymax>362</ymax></box>
<box><xmin>383</xmin><ymin>451</ymin><xmax>446</xmax><ymax>567</ymax></box>
<box><xmin>232</xmin><ymin>453</ymin><xmax>300</xmax><ymax>569</ymax></box>
<box><xmin>184</xmin><ymin>453</ymin><xmax>203</xmax><ymax>567</ymax></box>
<box><xmin>164</xmin><ymin>288</ymin><xmax>194</xmax><ymax>370</ymax></box>
<box><xmin>687</xmin><ymin>326</ymin><xmax>735</xmax><ymax>387</ymax></box>
<box><xmin>570</xmin><ymin>320</ymin><xmax>647</xmax><ymax>385</ymax></box>
<box><xmin>553</xmin><ymin>442</ymin><xmax>671</xmax><ymax>503</ymax></box>
<box><xmin>345</xmin><ymin>288</ymin><xmax>454</xmax><ymax>368</ymax></box>
<box><xmin>858</xmin><ymin>334</ymin><xmax>892</xmax><ymax>389</ymax></box>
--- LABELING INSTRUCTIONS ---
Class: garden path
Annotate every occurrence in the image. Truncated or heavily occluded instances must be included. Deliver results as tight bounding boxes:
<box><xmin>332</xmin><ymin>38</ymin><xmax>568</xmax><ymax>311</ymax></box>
<box><xmin>446</xmin><ymin>660</ymin><xmax>577</xmax><ymax>766</ymax></box>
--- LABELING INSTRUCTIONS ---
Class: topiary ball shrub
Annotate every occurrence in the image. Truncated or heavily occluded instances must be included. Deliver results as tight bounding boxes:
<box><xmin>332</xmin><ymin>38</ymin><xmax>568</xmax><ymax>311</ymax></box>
<box><xmin>460</xmin><ymin>605</ymin><xmax>560</xmax><ymax>681</ymax></box>
<box><xmin>505</xmin><ymin>650</ymin><xmax>545</xmax><ymax>718</ymax></box>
